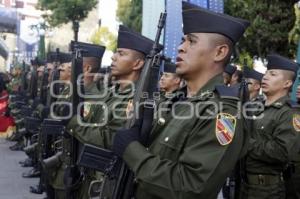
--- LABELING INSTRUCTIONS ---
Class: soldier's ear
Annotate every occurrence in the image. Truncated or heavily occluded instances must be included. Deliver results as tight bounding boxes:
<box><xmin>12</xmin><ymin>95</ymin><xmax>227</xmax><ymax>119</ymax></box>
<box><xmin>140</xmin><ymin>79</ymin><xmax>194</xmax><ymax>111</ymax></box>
<box><xmin>132</xmin><ymin>59</ymin><xmax>144</xmax><ymax>71</ymax></box>
<box><xmin>86</xmin><ymin>65</ymin><xmax>92</xmax><ymax>73</ymax></box>
<box><xmin>284</xmin><ymin>79</ymin><xmax>293</xmax><ymax>89</ymax></box>
<box><xmin>214</xmin><ymin>44</ymin><xmax>230</xmax><ymax>63</ymax></box>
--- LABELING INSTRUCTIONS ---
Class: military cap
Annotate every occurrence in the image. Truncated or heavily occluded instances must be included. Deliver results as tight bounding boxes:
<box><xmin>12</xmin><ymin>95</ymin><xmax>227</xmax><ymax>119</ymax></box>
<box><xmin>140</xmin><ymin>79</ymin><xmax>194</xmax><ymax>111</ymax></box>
<box><xmin>182</xmin><ymin>2</ymin><xmax>250</xmax><ymax>43</ymax></box>
<box><xmin>70</xmin><ymin>41</ymin><xmax>106</xmax><ymax>58</ymax></box>
<box><xmin>59</xmin><ymin>53</ymin><xmax>72</xmax><ymax>64</ymax></box>
<box><xmin>37</xmin><ymin>59</ymin><xmax>46</xmax><ymax>66</ymax></box>
<box><xmin>224</xmin><ymin>64</ymin><xmax>237</xmax><ymax>76</ymax></box>
<box><xmin>117</xmin><ymin>25</ymin><xmax>158</xmax><ymax>55</ymax></box>
<box><xmin>244</xmin><ymin>67</ymin><xmax>264</xmax><ymax>82</ymax></box>
<box><xmin>46</xmin><ymin>52</ymin><xmax>56</xmax><ymax>63</ymax></box>
<box><xmin>163</xmin><ymin>62</ymin><xmax>176</xmax><ymax>73</ymax></box>
<box><xmin>267</xmin><ymin>54</ymin><xmax>299</xmax><ymax>73</ymax></box>
<box><xmin>31</xmin><ymin>57</ymin><xmax>46</xmax><ymax>66</ymax></box>
<box><xmin>31</xmin><ymin>58</ymin><xmax>38</xmax><ymax>66</ymax></box>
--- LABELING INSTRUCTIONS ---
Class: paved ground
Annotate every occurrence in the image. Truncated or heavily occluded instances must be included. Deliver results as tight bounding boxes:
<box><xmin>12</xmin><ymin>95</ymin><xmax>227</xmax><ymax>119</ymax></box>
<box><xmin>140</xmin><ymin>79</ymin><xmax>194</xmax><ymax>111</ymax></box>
<box><xmin>0</xmin><ymin>137</ymin><xmax>224</xmax><ymax>199</ymax></box>
<box><xmin>0</xmin><ymin>138</ymin><xmax>45</xmax><ymax>199</ymax></box>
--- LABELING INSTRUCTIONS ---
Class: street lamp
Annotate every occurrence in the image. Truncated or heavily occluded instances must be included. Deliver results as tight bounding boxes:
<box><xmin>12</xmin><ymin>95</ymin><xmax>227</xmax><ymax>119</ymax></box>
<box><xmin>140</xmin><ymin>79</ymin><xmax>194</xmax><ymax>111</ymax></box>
<box><xmin>30</xmin><ymin>18</ymin><xmax>47</xmax><ymax>60</ymax></box>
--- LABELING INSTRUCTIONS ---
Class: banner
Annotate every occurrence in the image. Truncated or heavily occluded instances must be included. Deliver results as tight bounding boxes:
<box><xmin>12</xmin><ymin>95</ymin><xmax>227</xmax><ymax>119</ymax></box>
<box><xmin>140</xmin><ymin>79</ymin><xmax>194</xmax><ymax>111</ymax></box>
<box><xmin>164</xmin><ymin>0</ymin><xmax>224</xmax><ymax>62</ymax></box>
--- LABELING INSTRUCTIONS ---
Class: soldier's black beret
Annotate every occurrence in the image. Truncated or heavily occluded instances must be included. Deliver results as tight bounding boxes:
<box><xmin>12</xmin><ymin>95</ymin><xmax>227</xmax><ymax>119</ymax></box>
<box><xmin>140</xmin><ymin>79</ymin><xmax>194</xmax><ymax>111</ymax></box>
<box><xmin>182</xmin><ymin>2</ymin><xmax>250</xmax><ymax>43</ymax></box>
<box><xmin>37</xmin><ymin>59</ymin><xmax>46</xmax><ymax>66</ymax></box>
<box><xmin>59</xmin><ymin>53</ymin><xmax>72</xmax><ymax>64</ymax></box>
<box><xmin>267</xmin><ymin>54</ymin><xmax>299</xmax><ymax>73</ymax></box>
<box><xmin>244</xmin><ymin>67</ymin><xmax>264</xmax><ymax>82</ymax></box>
<box><xmin>46</xmin><ymin>52</ymin><xmax>56</xmax><ymax>63</ymax></box>
<box><xmin>31</xmin><ymin>57</ymin><xmax>46</xmax><ymax>66</ymax></box>
<box><xmin>117</xmin><ymin>25</ymin><xmax>159</xmax><ymax>55</ymax></box>
<box><xmin>163</xmin><ymin>61</ymin><xmax>176</xmax><ymax>73</ymax></box>
<box><xmin>70</xmin><ymin>41</ymin><xmax>106</xmax><ymax>59</ymax></box>
<box><xmin>224</xmin><ymin>64</ymin><xmax>237</xmax><ymax>76</ymax></box>
<box><xmin>31</xmin><ymin>58</ymin><xmax>37</xmax><ymax>66</ymax></box>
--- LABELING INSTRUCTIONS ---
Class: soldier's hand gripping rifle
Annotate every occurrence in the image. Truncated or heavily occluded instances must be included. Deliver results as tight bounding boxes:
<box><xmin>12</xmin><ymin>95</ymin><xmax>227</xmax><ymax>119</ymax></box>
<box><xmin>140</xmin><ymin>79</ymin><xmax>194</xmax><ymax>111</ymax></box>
<box><xmin>77</xmin><ymin>12</ymin><xmax>167</xmax><ymax>199</ymax></box>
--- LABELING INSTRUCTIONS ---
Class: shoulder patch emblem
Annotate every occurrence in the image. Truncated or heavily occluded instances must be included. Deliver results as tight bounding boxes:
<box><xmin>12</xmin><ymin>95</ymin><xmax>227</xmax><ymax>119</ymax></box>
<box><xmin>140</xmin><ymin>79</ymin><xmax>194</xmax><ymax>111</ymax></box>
<box><xmin>293</xmin><ymin>114</ymin><xmax>300</xmax><ymax>132</ymax></box>
<box><xmin>215</xmin><ymin>113</ymin><xmax>236</xmax><ymax>145</ymax></box>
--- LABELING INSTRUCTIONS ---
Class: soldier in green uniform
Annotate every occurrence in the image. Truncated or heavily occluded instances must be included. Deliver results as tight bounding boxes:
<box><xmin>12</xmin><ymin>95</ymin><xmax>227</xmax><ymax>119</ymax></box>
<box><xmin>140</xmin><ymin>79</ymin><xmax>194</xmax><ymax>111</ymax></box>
<box><xmin>240</xmin><ymin>54</ymin><xmax>299</xmax><ymax>199</ymax></box>
<box><xmin>158</xmin><ymin>61</ymin><xmax>182</xmax><ymax>101</ymax></box>
<box><xmin>223</xmin><ymin>64</ymin><xmax>237</xmax><ymax>86</ymax></box>
<box><xmin>111</xmin><ymin>2</ymin><xmax>250</xmax><ymax>199</ymax></box>
<box><xmin>285</xmin><ymin>85</ymin><xmax>300</xmax><ymax>199</ymax></box>
<box><xmin>47</xmin><ymin>53</ymin><xmax>73</xmax><ymax>198</ymax></box>
<box><xmin>8</xmin><ymin>63</ymin><xmax>22</xmax><ymax>93</ymax></box>
<box><xmin>230</xmin><ymin>69</ymin><xmax>243</xmax><ymax>86</ymax></box>
<box><xmin>66</xmin><ymin>25</ymin><xmax>157</xmax><ymax>199</ymax></box>
<box><xmin>49</xmin><ymin>42</ymin><xmax>107</xmax><ymax>199</ymax></box>
<box><xmin>244</xmin><ymin>67</ymin><xmax>264</xmax><ymax>101</ymax></box>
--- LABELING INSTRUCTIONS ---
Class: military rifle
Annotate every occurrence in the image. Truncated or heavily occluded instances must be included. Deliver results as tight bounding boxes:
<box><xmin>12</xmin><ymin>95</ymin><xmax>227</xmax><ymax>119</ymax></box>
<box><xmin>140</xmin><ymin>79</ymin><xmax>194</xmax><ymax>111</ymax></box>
<box><xmin>77</xmin><ymin>12</ymin><xmax>167</xmax><ymax>199</ymax></box>
<box><xmin>64</xmin><ymin>42</ymin><xmax>85</xmax><ymax>199</ymax></box>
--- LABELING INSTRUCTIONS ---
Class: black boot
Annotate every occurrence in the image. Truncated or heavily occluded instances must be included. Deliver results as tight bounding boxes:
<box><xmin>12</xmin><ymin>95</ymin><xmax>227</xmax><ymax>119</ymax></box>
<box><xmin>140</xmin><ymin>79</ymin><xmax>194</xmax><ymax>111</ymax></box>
<box><xmin>22</xmin><ymin>168</ymin><xmax>40</xmax><ymax>178</ymax></box>
<box><xmin>9</xmin><ymin>142</ymin><xmax>24</xmax><ymax>151</ymax></box>
<box><xmin>30</xmin><ymin>184</ymin><xmax>44</xmax><ymax>194</ymax></box>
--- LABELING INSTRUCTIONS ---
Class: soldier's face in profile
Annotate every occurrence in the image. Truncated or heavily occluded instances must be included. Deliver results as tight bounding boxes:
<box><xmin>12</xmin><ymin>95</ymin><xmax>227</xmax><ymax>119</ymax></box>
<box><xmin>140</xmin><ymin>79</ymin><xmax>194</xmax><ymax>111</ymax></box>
<box><xmin>176</xmin><ymin>33</ymin><xmax>215</xmax><ymax>79</ymax></box>
<box><xmin>223</xmin><ymin>72</ymin><xmax>231</xmax><ymax>85</ymax></box>
<box><xmin>110</xmin><ymin>48</ymin><xmax>141</xmax><ymax>78</ymax></box>
<box><xmin>59</xmin><ymin>62</ymin><xmax>72</xmax><ymax>81</ymax></box>
<box><xmin>246</xmin><ymin>78</ymin><xmax>260</xmax><ymax>94</ymax></box>
<box><xmin>47</xmin><ymin>63</ymin><xmax>55</xmax><ymax>82</ymax></box>
<box><xmin>159</xmin><ymin>72</ymin><xmax>180</xmax><ymax>92</ymax></box>
<box><xmin>261</xmin><ymin>69</ymin><xmax>291</xmax><ymax>96</ymax></box>
<box><xmin>37</xmin><ymin>66</ymin><xmax>45</xmax><ymax>77</ymax></box>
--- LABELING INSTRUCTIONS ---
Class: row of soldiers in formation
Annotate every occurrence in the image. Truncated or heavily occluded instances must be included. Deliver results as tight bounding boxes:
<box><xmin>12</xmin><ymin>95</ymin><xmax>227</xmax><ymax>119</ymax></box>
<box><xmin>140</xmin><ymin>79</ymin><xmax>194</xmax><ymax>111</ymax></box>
<box><xmin>4</xmin><ymin>1</ymin><xmax>300</xmax><ymax>199</ymax></box>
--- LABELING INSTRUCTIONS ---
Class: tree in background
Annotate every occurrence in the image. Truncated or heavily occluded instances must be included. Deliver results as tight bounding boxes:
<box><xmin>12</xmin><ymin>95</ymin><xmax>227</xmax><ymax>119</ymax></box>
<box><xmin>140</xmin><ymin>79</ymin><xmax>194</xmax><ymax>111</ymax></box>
<box><xmin>37</xmin><ymin>0</ymin><xmax>98</xmax><ymax>41</ymax></box>
<box><xmin>289</xmin><ymin>4</ymin><xmax>300</xmax><ymax>47</ymax></box>
<box><xmin>90</xmin><ymin>26</ymin><xmax>117</xmax><ymax>51</ymax></box>
<box><xmin>225</xmin><ymin>0</ymin><xmax>298</xmax><ymax>62</ymax></box>
<box><xmin>116</xmin><ymin>0</ymin><xmax>142</xmax><ymax>32</ymax></box>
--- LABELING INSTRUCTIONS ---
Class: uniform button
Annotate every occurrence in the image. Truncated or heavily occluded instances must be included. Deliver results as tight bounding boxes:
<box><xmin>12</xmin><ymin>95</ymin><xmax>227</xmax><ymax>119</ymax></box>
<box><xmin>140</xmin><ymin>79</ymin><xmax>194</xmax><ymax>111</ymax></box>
<box><xmin>261</xmin><ymin>126</ymin><xmax>264</xmax><ymax>129</ymax></box>
<box><xmin>102</xmin><ymin>106</ymin><xmax>105</xmax><ymax>110</ymax></box>
<box><xmin>253</xmin><ymin>115</ymin><xmax>257</xmax><ymax>119</ymax></box>
<box><xmin>70</xmin><ymin>129</ymin><xmax>73</xmax><ymax>133</ymax></box>
<box><xmin>164</xmin><ymin>137</ymin><xmax>169</xmax><ymax>142</ymax></box>
<box><xmin>158</xmin><ymin>118</ymin><xmax>165</xmax><ymax>125</ymax></box>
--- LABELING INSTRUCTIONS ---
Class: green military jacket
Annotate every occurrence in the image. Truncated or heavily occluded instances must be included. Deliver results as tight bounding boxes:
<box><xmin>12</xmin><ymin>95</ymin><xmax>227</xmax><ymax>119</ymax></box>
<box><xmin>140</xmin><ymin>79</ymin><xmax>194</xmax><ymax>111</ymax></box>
<box><xmin>122</xmin><ymin>74</ymin><xmax>246</xmax><ymax>199</ymax></box>
<box><xmin>246</xmin><ymin>96</ymin><xmax>297</xmax><ymax>175</ymax></box>
<box><xmin>67</xmin><ymin>83</ymin><xmax>133</xmax><ymax>149</ymax></box>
